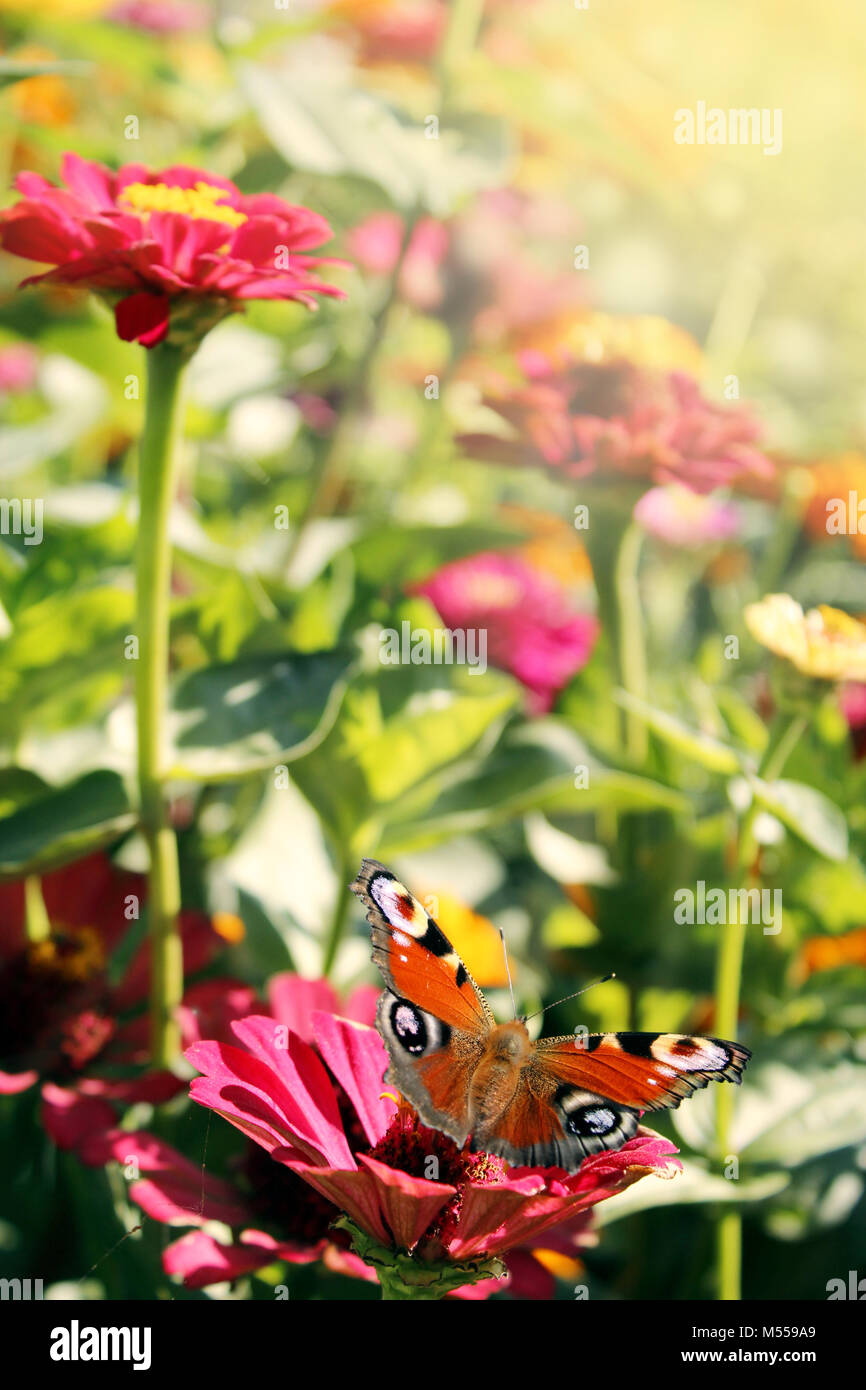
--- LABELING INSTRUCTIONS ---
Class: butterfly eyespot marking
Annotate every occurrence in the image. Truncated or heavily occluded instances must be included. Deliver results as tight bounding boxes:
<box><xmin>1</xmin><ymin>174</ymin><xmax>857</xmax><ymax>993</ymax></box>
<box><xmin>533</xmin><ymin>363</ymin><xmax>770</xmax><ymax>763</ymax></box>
<box><xmin>392</xmin><ymin>1001</ymin><xmax>427</xmax><ymax>1054</ymax></box>
<box><xmin>566</xmin><ymin>1105</ymin><xmax>619</xmax><ymax>1137</ymax></box>
<box><xmin>384</xmin><ymin>993</ymin><xmax>451</xmax><ymax>1058</ymax></box>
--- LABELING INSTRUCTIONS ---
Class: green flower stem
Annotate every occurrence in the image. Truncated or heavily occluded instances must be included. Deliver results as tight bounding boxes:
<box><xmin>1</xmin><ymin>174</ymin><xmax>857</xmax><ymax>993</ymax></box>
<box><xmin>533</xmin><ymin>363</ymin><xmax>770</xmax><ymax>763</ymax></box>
<box><xmin>437</xmin><ymin>0</ymin><xmax>485</xmax><ymax>110</ymax></box>
<box><xmin>287</xmin><ymin>207</ymin><xmax>420</xmax><ymax>555</ymax></box>
<box><xmin>24</xmin><ymin>874</ymin><xmax>50</xmax><ymax>944</ymax></box>
<box><xmin>584</xmin><ymin>508</ymin><xmax>648</xmax><ymax>764</ymax></box>
<box><xmin>713</xmin><ymin>711</ymin><xmax>807</xmax><ymax>1300</ymax></box>
<box><xmin>614</xmin><ymin>521</ymin><xmax>649</xmax><ymax>763</ymax></box>
<box><xmin>136</xmin><ymin>343</ymin><xmax>187</xmax><ymax>1069</ymax></box>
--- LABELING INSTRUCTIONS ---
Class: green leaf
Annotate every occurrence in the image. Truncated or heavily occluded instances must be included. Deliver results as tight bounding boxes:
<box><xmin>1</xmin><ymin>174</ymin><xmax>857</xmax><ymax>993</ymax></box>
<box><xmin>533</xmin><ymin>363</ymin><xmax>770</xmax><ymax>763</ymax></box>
<box><xmin>524</xmin><ymin>811</ymin><xmax>617</xmax><ymax>885</ymax></box>
<box><xmin>238</xmin><ymin>61</ymin><xmax>511</xmax><ymax>213</ymax></box>
<box><xmin>166</xmin><ymin>650</ymin><xmax>354</xmax><ymax>780</ymax></box>
<box><xmin>357</xmin><ymin>671</ymin><xmax>516</xmax><ymax>803</ymax></box>
<box><xmin>351</xmin><ymin>522</ymin><xmax>525</xmax><ymax>591</ymax></box>
<box><xmin>379</xmin><ymin>723</ymin><xmax>688</xmax><ymax>852</ymax></box>
<box><xmin>0</xmin><ymin>58</ymin><xmax>91</xmax><ymax>88</ymax></box>
<box><xmin>292</xmin><ymin>664</ymin><xmax>518</xmax><ymax>854</ymax></box>
<box><xmin>615</xmin><ymin>690</ymin><xmax>743</xmax><ymax>774</ymax></box>
<box><xmin>594</xmin><ymin>1160</ymin><xmax>789</xmax><ymax>1226</ymax></box>
<box><xmin>0</xmin><ymin>770</ymin><xmax>134</xmax><ymax>880</ymax></box>
<box><xmin>0</xmin><ymin>767</ymin><xmax>48</xmax><ymax>818</ymax></box>
<box><xmin>751</xmin><ymin>777</ymin><xmax>848</xmax><ymax>861</ymax></box>
<box><xmin>674</xmin><ymin>1058</ymin><xmax>866</xmax><ymax>1166</ymax></box>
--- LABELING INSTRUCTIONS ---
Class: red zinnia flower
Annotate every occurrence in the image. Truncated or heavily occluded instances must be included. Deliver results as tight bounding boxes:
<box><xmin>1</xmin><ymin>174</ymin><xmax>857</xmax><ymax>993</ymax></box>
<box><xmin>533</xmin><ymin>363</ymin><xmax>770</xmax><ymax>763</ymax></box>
<box><xmin>0</xmin><ymin>154</ymin><xmax>346</xmax><ymax>348</ymax></box>
<box><xmin>117</xmin><ymin>1003</ymin><xmax>682</xmax><ymax>1298</ymax></box>
<box><xmin>460</xmin><ymin>351</ymin><xmax>773</xmax><ymax>495</ymax></box>
<box><xmin>0</xmin><ymin>851</ymin><xmax>235</xmax><ymax>1148</ymax></box>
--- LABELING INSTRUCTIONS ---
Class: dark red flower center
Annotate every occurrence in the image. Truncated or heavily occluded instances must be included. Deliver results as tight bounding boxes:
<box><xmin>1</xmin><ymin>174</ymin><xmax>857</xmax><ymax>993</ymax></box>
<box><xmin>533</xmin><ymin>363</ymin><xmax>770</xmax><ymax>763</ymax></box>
<box><xmin>0</xmin><ymin>927</ymin><xmax>115</xmax><ymax>1078</ymax></box>
<box><xmin>366</xmin><ymin>1105</ymin><xmax>506</xmax><ymax>1256</ymax></box>
<box><xmin>239</xmin><ymin>1142</ymin><xmax>338</xmax><ymax>1247</ymax></box>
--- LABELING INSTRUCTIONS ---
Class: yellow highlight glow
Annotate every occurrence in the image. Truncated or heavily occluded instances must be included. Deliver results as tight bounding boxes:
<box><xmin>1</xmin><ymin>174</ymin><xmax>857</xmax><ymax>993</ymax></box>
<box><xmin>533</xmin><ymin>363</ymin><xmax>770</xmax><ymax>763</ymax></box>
<box><xmin>212</xmin><ymin>911</ymin><xmax>246</xmax><ymax>944</ymax></box>
<box><xmin>531</xmin><ymin>1249</ymin><xmax>583</xmax><ymax>1280</ymax></box>
<box><xmin>119</xmin><ymin>181</ymin><xmax>247</xmax><ymax>228</ymax></box>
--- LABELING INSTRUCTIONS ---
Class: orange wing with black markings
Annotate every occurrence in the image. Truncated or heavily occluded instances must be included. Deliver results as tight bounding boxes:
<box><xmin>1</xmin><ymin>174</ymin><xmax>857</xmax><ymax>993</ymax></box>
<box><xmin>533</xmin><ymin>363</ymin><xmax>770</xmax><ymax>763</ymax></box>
<box><xmin>351</xmin><ymin>859</ymin><xmax>492</xmax><ymax>1034</ymax></box>
<box><xmin>534</xmin><ymin>1032</ymin><xmax>751</xmax><ymax>1112</ymax></box>
<box><xmin>352</xmin><ymin>859</ymin><xmax>491</xmax><ymax>1146</ymax></box>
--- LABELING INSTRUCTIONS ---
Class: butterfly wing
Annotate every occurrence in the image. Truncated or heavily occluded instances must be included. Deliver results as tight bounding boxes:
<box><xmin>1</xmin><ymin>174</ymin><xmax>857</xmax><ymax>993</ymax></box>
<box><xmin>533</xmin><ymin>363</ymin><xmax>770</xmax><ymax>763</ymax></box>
<box><xmin>470</xmin><ymin>1066</ymin><xmax>641</xmax><ymax>1168</ymax></box>
<box><xmin>535</xmin><ymin>1031</ymin><xmax>751</xmax><ymax>1111</ymax></box>
<box><xmin>351</xmin><ymin>859</ymin><xmax>493</xmax><ymax>1146</ymax></box>
<box><xmin>473</xmin><ymin>1031</ymin><xmax>751</xmax><ymax>1171</ymax></box>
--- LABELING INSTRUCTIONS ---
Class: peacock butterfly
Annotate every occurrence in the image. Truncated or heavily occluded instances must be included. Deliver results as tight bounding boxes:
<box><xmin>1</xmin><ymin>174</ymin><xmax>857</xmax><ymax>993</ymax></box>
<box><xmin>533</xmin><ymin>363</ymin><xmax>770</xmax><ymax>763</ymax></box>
<box><xmin>351</xmin><ymin>858</ymin><xmax>751</xmax><ymax>1172</ymax></box>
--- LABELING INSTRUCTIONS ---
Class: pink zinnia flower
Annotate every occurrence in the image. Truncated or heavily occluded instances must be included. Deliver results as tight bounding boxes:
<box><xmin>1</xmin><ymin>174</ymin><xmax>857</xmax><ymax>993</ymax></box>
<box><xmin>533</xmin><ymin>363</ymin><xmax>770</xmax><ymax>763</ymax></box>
<box><xmin>122</xmin><ymin>1003</ymin><xmax>680</xmax><ymax>1298</ymax></box>
<box><xmin>413</xmin><ymin>551</ymin><xmax>599</xmax><ymax>713</ymax></box>
<box><xmin>0</xmin><ymin>851</ymin><xmax>235</xmax><ymax>1148</ymax></box>
<box><xmin>0</xmin><ymin>154</ymin><xmax>346</xmax><ymax>348</ymax></box>
<box><xmin>80</xmin><ymin>976</ymin><xmax>380</xmax><ymax>1289</ymax></box>
<box><xmin>634</xmin><ymin>484</ymin><xmax>741</xmax><ymax>548</ymax></box>
<box><xmin>329</xmin><ymin>0</ymin><xmax>446</xmax><ymax>64</ymax></box>
<box><xmin>460</xmin><ymin>353</ymin><xmax>773</xmax><ymax>495</ymax></box>
<box><xmin>106</xmin><ymin>0</ymin><xmax>209</xmax><ymax>32</ymax></box>
<box><xmin>346</xmin><ymin>211</ymin><xmax>448</xmax><ymax>310</ymax></box>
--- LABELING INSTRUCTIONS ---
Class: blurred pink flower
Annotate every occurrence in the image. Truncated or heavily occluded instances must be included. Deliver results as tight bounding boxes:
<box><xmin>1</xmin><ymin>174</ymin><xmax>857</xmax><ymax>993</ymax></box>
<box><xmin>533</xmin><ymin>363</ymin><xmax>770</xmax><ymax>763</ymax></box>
<box><xmin>346</xmin><ymin>211</ymin><xmax>448</xmax><ymax>309</ymax></box>
<box><xmin>413</xmin><ymin>551</ymin><xmax>599</xmax><ymax>713</ymax></box>
<box><xmin>633</xmin><ymin>484</ymin><xmax>741</xmax><ymax>548</ymax></box>
<box><xmin>329</xmin><ymin>0</ymin><xmax>446</xmax><ymax>64</ymax></box>
<box><xmin>840</xmin><ymin>682</ymin><xmax>866</xmax><ymax>761</ymax></box>
<box><xmin>0</xmin><ymin>343</ymin><xmax>38</xmax><ymax>394</ymax></box>
<box><xmin>460</xmin><ymin>354</ymin><xmax>773</xmax><ymax>495</ymax></box>
<box><xmin>106</xmin><ymin>0</ymin><xmax>209</xmax><ymax>31</ymax></box>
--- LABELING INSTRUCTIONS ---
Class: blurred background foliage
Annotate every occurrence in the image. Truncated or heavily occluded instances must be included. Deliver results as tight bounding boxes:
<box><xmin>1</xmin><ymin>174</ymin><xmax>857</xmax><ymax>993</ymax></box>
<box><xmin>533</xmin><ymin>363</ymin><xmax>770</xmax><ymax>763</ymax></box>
<box><xmin>0</xmin><ymin>0</ymin><xmax>865</xmax><ymax>1300</ymax></box>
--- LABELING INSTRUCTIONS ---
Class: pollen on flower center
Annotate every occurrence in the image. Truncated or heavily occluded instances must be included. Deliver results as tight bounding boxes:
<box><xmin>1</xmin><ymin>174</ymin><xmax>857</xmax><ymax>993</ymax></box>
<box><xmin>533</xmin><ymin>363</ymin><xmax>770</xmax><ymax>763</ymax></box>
<box><xmin>119</xmin><ymin>181</ymin><xmax>247</xmax><ymax>228</ymax></box>
<box><xmin>0</xmin><ymin>925</ymin><xmax>113</xmax><ymax>1076</ymax></box>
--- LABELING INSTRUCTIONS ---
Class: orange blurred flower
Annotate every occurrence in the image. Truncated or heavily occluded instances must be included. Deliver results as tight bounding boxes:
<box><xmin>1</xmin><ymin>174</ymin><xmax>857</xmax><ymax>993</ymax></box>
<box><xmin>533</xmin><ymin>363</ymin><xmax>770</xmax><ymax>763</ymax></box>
<box><xmin>513</xmin><ymin>309</ymin><xmax>703</xmax><ymax>377</ymax></box>
<box><xmin>795</xmin><ymin>927</ymin><xmax>866</xmax><ymax>981</ymax></box>
<box><xmin>802</xmin><ymin>453</ymin><xmax>866</xmax><ymax>560</ymax></box>
<box><xmin>427</xmin><ymin>891</ymin><xmax>511</xmax><ymax>987</ymax></box>
<box><xmin>501</xmin><ymin>504</ymin><xmax>594</xmax><ymax>590</ymax></box>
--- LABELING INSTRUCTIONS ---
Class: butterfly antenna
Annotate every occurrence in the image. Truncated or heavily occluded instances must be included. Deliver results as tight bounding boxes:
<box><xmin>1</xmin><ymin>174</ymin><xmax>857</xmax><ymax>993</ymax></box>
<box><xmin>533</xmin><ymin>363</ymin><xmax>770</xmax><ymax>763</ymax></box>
<box><xmin>522</xmin><ymin>973</ymin><xmax>616</xmax><ymax>1025</ymax></box>
<box><xmin>498</xmin><ymin>926</ymin><xmax>518</xmax><ymax>1021</ymax></box>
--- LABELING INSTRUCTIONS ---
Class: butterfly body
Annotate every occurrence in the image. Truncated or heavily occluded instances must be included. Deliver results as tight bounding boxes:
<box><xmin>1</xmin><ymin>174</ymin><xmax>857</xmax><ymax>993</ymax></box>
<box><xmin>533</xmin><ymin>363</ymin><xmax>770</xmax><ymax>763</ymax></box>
<box><xmin>467</xmin><ymin>1020</ymin><xmax>531</xmax><ymax>1132</ymax></box>
<box><xmin>353</xmin><ymin>859</ymin><xmax>751</xmax><ymax>1172</ymax></box>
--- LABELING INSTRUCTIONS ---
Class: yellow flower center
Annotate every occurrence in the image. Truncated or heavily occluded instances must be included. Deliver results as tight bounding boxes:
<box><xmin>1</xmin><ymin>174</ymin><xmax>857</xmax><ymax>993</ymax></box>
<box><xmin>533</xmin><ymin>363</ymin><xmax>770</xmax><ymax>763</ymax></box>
<box><xmin>119</xmin><ymin>181</ymin><xmax>247</xmax><ymax>228</ymax></box>
<box><xmin>28</xmin><ymin>925</ymin><xmax>105</xmax><ymax>984</ymax></box>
